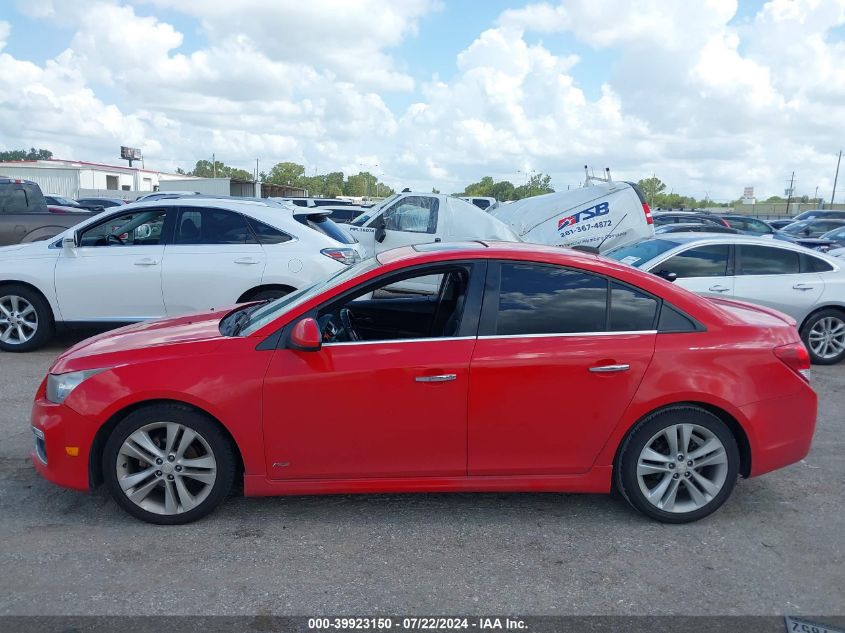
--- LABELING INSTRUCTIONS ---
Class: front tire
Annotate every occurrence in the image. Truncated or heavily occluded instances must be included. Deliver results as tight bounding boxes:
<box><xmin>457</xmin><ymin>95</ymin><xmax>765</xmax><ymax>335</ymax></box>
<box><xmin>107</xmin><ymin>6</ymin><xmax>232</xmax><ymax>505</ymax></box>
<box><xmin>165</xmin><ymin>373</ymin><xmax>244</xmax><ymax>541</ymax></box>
<box><xmin>0</xmin><ymin>284</ymin><xmax>54</xmax><ymax>352</ymax></box>
<box><xmin>801</xmin><ymin>309</ymin><xmax>845</xmax><ymax>365</ymax></box>
<box><xmin>616</xmin><ymin>407</ymin><xmax>739</xmax><ymax>523</ymax></box>
<box><xmin>103</xmin><ymin>404</ymin><xmax>236</xmax><ymax>525</ymax></box>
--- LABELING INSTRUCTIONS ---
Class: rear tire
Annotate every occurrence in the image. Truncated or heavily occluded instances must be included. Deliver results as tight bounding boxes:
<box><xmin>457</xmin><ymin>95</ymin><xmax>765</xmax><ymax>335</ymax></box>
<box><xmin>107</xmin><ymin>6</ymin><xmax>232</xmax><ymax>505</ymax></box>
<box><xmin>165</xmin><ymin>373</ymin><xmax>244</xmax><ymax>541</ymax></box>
<box><xmin>800</xmin><ymin>308</ymin><xmax>845</xmax><ymax>365</ymax></box>
<box><xmin>0</xmin><ymin>284</ymin><xmax>54</xmax><ymax>352</ymax></box>
<box><xmin>103</xmin><ymin>404</ymin><xmax>236</xmax><ymax>525</ymax></box>
<box><xmin>616</xmin><ymin>406</ymin><xmax>739</xmax><ymax>523</ymax></box>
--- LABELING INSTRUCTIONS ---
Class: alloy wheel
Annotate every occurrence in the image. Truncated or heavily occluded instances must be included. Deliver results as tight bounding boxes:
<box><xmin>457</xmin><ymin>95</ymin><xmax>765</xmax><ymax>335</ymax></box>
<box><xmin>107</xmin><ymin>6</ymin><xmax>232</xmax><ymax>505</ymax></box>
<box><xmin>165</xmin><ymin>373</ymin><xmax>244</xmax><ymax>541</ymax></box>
<box><xmin>636</xmin><ymin>423</ymin><xmax>729</xmax><ymax>513</ymax></box>
<box><xmin>807</xmin><ymin>316</ymin><xmax>845</xmax><ymax>360</ymax></box>
<box><xmin>116</xmin><ymin>421</ymin><xmax>218</xmax><ymax>516</ymax></box>
<box><xmin>0</xmin><ymin>294</ymin><xmax>38</xmax><ymax>345</ymax></box>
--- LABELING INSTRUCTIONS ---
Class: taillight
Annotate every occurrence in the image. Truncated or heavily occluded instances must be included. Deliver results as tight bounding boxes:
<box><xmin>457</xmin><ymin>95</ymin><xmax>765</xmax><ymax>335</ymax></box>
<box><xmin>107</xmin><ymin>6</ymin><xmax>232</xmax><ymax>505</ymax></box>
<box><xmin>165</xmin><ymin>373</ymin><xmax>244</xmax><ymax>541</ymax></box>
<box><xmin>642</xmin><ymin>202</ymin><xmax>653</xmax><ymax>225</ymax></box>
<box><xmin>321</xmin><ymin>247</ymin><xmax>361</xmax><ymax>266</ymax></box>
<box><xmin>774</xmin><ymin>342</ymin><xmax>811</xmax><ymax>382</ymax></box>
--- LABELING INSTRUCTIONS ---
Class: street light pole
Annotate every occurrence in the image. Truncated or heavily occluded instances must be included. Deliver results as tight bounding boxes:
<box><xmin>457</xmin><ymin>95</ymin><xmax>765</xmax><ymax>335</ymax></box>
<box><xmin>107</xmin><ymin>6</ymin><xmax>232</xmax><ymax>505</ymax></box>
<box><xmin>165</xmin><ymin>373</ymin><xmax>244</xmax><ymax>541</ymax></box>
<box><xmin>831</xmin><ymin>150</ymin><xmax>842</xmax><ymax>208</ymax></box>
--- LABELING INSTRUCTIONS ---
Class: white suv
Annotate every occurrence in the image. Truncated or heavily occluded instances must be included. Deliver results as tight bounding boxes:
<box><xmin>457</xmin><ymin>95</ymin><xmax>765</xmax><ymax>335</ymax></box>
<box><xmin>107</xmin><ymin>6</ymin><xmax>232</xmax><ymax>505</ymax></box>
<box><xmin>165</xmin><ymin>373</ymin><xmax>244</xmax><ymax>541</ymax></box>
<box><xmin>0</xmin><ymin>198</ymin><xmax>362</xmax><ymax>351</ymax></box>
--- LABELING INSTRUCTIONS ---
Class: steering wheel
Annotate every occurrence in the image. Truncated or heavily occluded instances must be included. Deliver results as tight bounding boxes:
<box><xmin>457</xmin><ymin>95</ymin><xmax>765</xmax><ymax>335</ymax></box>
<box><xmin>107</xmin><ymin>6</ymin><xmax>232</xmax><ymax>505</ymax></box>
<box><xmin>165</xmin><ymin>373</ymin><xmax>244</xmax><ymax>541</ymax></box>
<box><xmin>339</xmin><ymin>308</ymin><xmax>360</xmax><ymax>342</ymax></box>
<box><xmin>106</xmin><ymin>232</ymin><xmax>125</xmax><ymax>245</ymax></box>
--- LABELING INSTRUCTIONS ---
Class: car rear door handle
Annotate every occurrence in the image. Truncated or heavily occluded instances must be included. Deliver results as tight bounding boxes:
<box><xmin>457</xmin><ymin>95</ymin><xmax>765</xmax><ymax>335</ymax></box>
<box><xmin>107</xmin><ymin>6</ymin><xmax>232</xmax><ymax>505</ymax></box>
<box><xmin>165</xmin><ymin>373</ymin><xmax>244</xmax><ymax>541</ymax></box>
<box><xmin>793</xmin><ymin>283</ymin><xmax>814</xmax><ymax>291</ymax></box>
<box><xmin>415</xmin><ymin>374</ymin><xmax>457</xmax><ymax>383</ymax></box>
<box><xmin>133</xmin><ymin>258</ymin><xmax>159</xmax><ymax>266</ymax></box>
<box><xmin>708</xmin><ymin>285</ymin><xmax>730</xmax><ymax>293</ymax></box>
<box><xmin>589</xmin><ymin>364</ymin><xmax>630</xmax><ymax>373</ymax></box>
<box><xmin>234</xmin><ymin>257</ymin><xmax>260</xmax><ymax>265</ymax></box>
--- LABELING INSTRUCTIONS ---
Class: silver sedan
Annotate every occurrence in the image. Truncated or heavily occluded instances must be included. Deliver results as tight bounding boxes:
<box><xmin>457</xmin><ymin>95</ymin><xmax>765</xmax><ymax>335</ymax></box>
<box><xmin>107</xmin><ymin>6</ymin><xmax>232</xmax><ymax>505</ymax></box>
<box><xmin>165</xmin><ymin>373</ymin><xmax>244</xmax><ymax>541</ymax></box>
<box><xmin>606</xmin><ymin>233</ymin><xmax>845</xmax><ymax>364</ymax></box>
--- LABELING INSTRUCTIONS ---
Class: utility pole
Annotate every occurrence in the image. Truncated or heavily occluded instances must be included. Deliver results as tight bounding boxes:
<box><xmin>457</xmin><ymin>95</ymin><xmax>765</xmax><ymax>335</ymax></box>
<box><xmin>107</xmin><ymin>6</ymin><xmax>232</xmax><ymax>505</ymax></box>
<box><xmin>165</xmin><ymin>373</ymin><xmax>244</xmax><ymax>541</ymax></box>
<box><xmin>785</xmin><ymin>171</ymin><xmax>795</xmax><ymax>216</ymax></box>
<box><xmin>831</xmin><ymin>150</ymin><xmax>842</xmax><ymax>208</ymax></box>
<box><xmin>212</xmin><ymin>153</ymin><xmax>216</xmax><ymax>178</ymax></box>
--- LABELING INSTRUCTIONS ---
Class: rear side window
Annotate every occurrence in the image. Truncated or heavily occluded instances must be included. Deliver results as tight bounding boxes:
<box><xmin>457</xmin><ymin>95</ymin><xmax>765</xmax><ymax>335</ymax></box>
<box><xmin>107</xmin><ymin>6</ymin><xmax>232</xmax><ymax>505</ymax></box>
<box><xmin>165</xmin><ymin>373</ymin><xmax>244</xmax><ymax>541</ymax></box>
<box><xmin>739</xmin><ymin>245</ymin><xmax>800</xmax><ymax>275</ymax></box>
<box><xmin>495</xmin><ymin>263</ymin><xmax>608</xmax><ymax>335</ymax></box>
<box><xmin>175</xmin><ymin>208</ymin><xmax>256</xmax><ymax>245</ymax></box>
<box><xmin>247</xmin><ymin>218</ymin><xmax>292</xmax><ymax>244</ymax></box>
<box><xmin>657</xmin><ymin>244</ymin><xmax>730</xmax><ymax>278</ymax></box>
<box><xmin>803</xmin><ymin>254</ymin><xmax>834</xmax><ymax>273</ymax></box>
<box><xmin>0</xmin><ymin>187</ymin><xmax>28</xmax><ymax>213</ymax></box>
<box><xmin>610</xmin><ymin>282</ymin><xmax>659</xmax><ymax>331</ymax></box>
<box><xmin>658</xmin><ymin>304</ymin><xmax>698</xmax><ymax>332</ymax></box>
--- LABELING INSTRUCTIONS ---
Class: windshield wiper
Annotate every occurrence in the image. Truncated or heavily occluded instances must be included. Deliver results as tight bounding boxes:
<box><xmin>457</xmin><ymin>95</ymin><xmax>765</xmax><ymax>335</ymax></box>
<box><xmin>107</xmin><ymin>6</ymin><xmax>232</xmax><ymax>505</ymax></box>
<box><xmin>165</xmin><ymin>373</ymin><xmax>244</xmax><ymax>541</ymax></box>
<box><xmin>222</xmin><ymin>302</ymin><xmax>269</xmax><ymax>337</ymax></box>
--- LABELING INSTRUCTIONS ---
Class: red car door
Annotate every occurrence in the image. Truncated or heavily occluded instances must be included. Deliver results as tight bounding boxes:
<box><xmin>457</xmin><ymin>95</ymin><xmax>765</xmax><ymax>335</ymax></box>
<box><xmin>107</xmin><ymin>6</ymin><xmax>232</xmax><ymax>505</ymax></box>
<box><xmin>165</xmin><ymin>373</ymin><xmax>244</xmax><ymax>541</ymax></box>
<box><xmin>261</xmin><ymin>263</ymin><xmax>484</xmax><ymax>480</ymax></box>
<box><xmin>468</xmin><ymin>261</ymin><xmax>657</xmax><ymax>476</ymax></box>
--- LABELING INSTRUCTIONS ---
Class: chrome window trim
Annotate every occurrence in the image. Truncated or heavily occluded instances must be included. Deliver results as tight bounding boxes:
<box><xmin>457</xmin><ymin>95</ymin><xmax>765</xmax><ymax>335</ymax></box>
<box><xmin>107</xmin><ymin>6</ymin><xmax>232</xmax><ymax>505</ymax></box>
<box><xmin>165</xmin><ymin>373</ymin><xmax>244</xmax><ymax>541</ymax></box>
<box><xmin>478</xmin><ymin>330</ymin><xmax>657</xmax><ymax>340</ymax></box>
<box><xmin>323</xmin><ymin>336</ymin><xmax>476</xmax><ymax>347</ymax></box>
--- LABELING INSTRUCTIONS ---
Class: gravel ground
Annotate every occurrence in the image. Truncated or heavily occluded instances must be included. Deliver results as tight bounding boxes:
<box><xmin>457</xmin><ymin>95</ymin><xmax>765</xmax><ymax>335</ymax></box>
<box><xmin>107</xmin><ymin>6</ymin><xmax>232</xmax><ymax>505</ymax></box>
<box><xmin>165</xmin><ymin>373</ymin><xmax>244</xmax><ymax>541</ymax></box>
<box><xmin>0</xmin><ymin>332</ymin><xmax>843</xmax><ymax>616</ymax></box>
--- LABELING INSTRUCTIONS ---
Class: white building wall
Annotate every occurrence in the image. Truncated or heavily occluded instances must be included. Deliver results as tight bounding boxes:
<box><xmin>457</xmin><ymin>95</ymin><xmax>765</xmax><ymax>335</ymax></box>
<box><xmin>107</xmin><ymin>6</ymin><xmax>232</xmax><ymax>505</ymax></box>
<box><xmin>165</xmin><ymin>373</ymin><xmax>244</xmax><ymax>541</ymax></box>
<box><xmin>0</xmin><ymin>166</ymin><xmax>79</xmax><ymax>197</ymax></box>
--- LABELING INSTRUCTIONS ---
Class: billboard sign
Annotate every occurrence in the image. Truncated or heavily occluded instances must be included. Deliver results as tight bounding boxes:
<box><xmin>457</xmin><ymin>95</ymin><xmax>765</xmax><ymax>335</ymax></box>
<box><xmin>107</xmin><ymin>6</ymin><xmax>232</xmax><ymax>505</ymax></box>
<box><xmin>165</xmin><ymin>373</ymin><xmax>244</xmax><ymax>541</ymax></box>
<box><xmin>120</xmin><ymin>146</ymin><xmax>142</xmax><ymax>161</ymax></box>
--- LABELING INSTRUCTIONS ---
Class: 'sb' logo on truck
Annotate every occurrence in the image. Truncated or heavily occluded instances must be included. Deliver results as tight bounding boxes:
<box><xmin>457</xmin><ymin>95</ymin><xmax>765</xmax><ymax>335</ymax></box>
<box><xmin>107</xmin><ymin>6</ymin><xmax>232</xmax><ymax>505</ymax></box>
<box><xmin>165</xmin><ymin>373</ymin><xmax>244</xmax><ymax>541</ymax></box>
<box><xmin>557</xmin><ymin>202</ymin><xmax>610</xmax><ymax>232</ymax></box>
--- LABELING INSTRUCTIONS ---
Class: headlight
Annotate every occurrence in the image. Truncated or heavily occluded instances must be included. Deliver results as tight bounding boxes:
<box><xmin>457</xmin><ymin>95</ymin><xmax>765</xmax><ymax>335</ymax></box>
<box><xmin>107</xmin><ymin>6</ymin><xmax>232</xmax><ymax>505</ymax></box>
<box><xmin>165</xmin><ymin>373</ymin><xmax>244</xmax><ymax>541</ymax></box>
<box><xmin>46</xmin><ymin>368</ymin><xmax>108</xmax><ymax>404</ymax></box>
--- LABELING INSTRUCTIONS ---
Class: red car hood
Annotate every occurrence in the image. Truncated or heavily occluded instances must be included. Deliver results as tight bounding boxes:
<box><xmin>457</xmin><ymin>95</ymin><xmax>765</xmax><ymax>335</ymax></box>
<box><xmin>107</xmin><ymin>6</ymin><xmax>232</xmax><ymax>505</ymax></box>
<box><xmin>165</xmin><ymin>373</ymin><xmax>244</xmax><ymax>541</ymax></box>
<box><xmin>51</xmin><ymin>309</ymin><xmax>233</xmax><ymax>374</ymax></box>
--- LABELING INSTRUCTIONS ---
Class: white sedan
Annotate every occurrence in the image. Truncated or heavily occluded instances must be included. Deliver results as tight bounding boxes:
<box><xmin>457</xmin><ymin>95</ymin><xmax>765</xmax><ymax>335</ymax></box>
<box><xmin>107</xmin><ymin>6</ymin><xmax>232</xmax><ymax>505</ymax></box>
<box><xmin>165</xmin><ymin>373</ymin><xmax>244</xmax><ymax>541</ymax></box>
<box><xmin>0</xmin><ymin>198</ymin><xmax>362</xmax><ymax>352</ymax></box>
<box><xmin>606</xmin><ymin>233</ymin><xmax>845</xmax><ymax>364</ymax></box>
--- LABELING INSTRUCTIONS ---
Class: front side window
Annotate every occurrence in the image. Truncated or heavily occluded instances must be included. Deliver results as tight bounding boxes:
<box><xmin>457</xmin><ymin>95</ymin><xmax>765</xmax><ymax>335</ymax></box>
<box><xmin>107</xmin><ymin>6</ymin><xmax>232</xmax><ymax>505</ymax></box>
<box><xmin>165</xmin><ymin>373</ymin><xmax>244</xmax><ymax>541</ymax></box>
<box><xmin>655</xmin><ymin>244</ymin><xmax>730</xmax><ymax>278</ymax></box>
<box><xmin>78</xmin><ymin>210</ymin><xmax>167</xmax><ymax>247</ymax></box>
<box><xmin>175</xmin><ymin>208</ymin><xmax>256</xmax><ymax>245</ymax></box>
<box><xmin>739</xmin><ymin>245</ymin><xmax>800</xmax><ymax>275</ymax></box>
<box><xmin>495</xmin><ymin>263</ymin><xmax>608</xmax><ymax>335</ymax></box>
<box><xmin>383</xmin><ymin>196</ymin><xmax>439</xmax><ymax>234</ymax></box>
<box><xmin>318</xmin><ymin>265</ymin><xmax>470</xmax><ymax>342</ymax></box>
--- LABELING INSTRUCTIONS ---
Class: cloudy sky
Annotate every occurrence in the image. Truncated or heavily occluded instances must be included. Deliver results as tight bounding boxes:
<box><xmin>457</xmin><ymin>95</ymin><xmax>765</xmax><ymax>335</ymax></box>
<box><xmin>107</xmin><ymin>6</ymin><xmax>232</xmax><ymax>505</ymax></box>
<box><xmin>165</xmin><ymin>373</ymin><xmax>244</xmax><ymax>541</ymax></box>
<box><xmin>1</xmin><ymin>0</ymin><xmax>844</xmax><ymax>201</ymax></box>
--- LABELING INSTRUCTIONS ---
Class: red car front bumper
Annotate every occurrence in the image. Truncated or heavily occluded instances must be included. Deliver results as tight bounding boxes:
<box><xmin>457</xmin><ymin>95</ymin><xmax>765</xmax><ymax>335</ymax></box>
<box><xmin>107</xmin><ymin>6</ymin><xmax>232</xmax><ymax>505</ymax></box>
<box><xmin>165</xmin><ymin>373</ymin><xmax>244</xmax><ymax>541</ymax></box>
<box><xmin>30</xmin><ymin>395</ymin><xmax>94</xmax><ymax>492</ymax></box>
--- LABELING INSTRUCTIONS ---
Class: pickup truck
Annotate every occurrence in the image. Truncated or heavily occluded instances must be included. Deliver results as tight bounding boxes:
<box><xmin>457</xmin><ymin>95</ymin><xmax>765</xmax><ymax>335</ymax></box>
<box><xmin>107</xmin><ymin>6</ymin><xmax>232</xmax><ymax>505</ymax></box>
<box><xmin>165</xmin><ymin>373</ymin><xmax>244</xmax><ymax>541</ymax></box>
<box><xmin>0</xmin><ymin>178</ymin><xmax>95</xmax><ymax>246</ymax></box>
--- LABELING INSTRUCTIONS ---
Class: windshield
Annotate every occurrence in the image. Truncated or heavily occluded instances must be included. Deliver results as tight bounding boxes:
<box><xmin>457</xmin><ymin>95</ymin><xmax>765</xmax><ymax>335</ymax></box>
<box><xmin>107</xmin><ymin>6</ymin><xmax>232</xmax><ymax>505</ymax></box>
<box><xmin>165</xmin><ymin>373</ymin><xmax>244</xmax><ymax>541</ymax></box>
<box><xmin>783</xmin><ymin>220</ymin><xmax>812</xmax><ymax>234</ymax></box>
<box><xmin>604</xmin><ymin>238</ymin><xmax>680</xmax><ymax>267</ymax></box>
<box><xmin>237</xmin><ymin>257</ymin><xmax>381</xmax><ymax>336</ymax></box>
<box><xmin>350</xmin><ymin>193</ymin><xmax>400</xmax><ymax>226</ymax></box>
<box><xmin>52</xmin><ymin>196</ymin><xmax>78</xmax><ymax>206</ymax></box>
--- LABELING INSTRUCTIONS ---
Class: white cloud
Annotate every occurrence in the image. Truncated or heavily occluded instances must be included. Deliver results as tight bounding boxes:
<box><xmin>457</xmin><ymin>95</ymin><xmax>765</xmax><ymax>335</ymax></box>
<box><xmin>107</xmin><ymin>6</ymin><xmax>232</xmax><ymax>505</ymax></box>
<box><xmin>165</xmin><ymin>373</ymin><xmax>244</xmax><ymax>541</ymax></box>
<box><xmin>1</xmin><ymin>0</ymin><xmax>844</xmax><ymax>201</ymax></box>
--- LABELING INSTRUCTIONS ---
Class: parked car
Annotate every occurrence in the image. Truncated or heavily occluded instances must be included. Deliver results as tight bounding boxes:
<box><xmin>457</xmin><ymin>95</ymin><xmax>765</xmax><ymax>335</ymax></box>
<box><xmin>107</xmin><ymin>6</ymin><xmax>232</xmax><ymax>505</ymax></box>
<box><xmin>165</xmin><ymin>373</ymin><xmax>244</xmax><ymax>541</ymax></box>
<box><xmin>43</xmin><ymin>195</ymin><xmax>104</xmax><ymax>213</ymax></box>
<box><xmin>0</xmin><ymin>178</ymin><xmax>95</xmax><ymax>246</ymax></box>
<box><xmin>652</xmin><ymin>211</ymin><xmax>731</xmax><ymax>228</ymax></box>
<box><xmin>606</xmin><ymin>235</ymin><xmax>845</xmax><ymax>364</ymax></box>
<box><xmin>717</xmin><ymin>215</ymin><xmax>779</xmax><ymax>237</ymax></box>
<box><xmin>46</xmin><ymin>205</ymin><xmax>92</xmax><ymax>215</ymax></box>
<box><xmin>816</xmin><ymin>226</ymin><xmax>845</xmax><ymax>250</ymax></box>
<box><xmin>769</xmin><ymin>218</ymin><xmax>797</xmax><ymax>230</ymax></box>
<box><xmin>655</xmin><ymin>223</ymin><xmax>738</xmax><ymax>234</ymax></box>
<box><xmin>29</xmin><ymin>241</ymin><xmax>815</xmax><ymax>525</ymax></box>
<box><xmin>458</xmin><ymin>196</ymin><xmax>496</xmax><ymax>210</ymax></box>
<box><xmin>304</xmin><ymin>204</ymin><xmax>366</xmax><ymax>224</ymax></box>
<box><xmin>76</xmin><ymin>196</ymin><xmax>129</xmax><ymax>209</ymax></box>
<box><xmin>0</xmin><ymin>198</ymin><xmax>363</xmax><ymax>352</ymax></box>
<box><xmin>781</xmin><ymin>218</ymin><xmax>845</xmax><ymax>239</ymax></box>
<box><xmin>791</xmin><ymin>209</ymin><xmax>845</xmax><ymax>222</ymax></box>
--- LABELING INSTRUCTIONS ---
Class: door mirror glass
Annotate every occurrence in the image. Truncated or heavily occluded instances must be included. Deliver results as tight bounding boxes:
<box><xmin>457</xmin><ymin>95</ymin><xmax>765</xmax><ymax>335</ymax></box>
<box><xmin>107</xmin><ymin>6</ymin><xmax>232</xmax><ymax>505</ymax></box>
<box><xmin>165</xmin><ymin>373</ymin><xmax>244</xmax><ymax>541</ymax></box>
<box><xmin>655</xmin><ymin>269</ymin><xmax>678</xmax><ymax>283</ymax></box>
<box><xmin>290</xmin><ymin>317</ymin><xmax>322</xmax><ymax>351</ymax></box>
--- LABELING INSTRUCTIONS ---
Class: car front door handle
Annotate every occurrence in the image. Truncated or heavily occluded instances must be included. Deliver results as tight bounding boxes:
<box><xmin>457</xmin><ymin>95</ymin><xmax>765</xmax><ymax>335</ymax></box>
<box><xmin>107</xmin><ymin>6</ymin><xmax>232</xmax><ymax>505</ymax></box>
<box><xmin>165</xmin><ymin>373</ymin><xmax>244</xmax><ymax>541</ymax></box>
<box><xmin>415</xmin><ymin>374</ymin><xmax>457</xmax><ymax>383</ymax></box>
<box><xmin>234</xmin><ymin>257</ymin><xmax>260</xmax><ymax>265</ymax></box>
<box><xmin>708</xmin><ymin>285</ymin><xmax>730</xmax><ymax>293</ymax></box>
<box><xmin>133</xmin><ymin>258</ymin><xmax>159</xmax><ymax>266</ymax></box>
<box><xmin>793</xmin><ymin>284</ymin><xmax>814</xmax><ymax>291</ymax></box>
<box><xmin>589</xmin><ymin>364</ymin><xmax>631</xmax><ymax>373</ymax></box>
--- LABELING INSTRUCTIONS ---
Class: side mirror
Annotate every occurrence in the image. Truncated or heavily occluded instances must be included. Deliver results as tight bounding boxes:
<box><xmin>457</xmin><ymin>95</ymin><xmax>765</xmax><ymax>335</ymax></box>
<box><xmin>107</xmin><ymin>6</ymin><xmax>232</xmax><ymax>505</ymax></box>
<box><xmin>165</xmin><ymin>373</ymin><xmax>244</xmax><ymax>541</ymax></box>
<box><xmin>655</xmin><ymin>269</ymin><xmax>678</xmax><ymax>283</ymax></box>
<box><xmin>62</xmin><ymin>233</ymin><xmax>78</xmax><ymax>249</ymax></box>
<box><xmin>375</xmin><ymin>226</ymin><xmax>387</xmax><ymax>243</ymax></box>
<box><xmin>804</xmin><ymin>227</ymin><xmax>811</xmax><ymax>236</ymax></box>
<box><xmin>289</xmin><ymin>317</ymin><xmax>322</xmax><ymax>352</ymax></box>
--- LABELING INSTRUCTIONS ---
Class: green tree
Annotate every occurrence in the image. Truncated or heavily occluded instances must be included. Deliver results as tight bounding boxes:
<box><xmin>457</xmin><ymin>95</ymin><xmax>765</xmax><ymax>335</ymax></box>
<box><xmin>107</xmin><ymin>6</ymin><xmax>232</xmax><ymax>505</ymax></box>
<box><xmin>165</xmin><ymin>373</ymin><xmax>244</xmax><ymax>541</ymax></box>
<box><xmin>189</xmin><ymin>159</ymin><xmax>252</xmax><ymax>181</ymax></box>
<box><xmin>0</xmin><ymin>147</ymin><xmax>53</xmax><ymax>161</ymax></box>
<box><xmin>264</xmin><ymin>161</ymin><xmax>306</xmax><ymax>186</ymax></box>
<box><xmin>637</xmin><ymin>176</ymin><xmax>667</xmax><ymax>206</ymax></box>
<box><xmin>513</xmin><ymin>173</ymin><xmax>554</xmax><ymax>199</ymax></box>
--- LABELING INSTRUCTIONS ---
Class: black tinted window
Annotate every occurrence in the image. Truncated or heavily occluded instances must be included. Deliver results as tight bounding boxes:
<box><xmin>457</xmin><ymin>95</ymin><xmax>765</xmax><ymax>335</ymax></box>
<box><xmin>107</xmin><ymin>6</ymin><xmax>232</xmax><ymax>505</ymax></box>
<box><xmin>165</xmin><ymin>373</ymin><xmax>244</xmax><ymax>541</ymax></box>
<box><xmin>295</xmin><ymin>215</ymin><xmax>356</xmax><ymax>244</ymax></box>
<box><xmin>176</xmin><ymin>209</ymin><xmax>256</xmax><ymax>245</ymax></box>
<box><xmin>496</xmin><ymin>264</ymin><xmax>608</xmax><ymax>335</ymax></box>
<box><xmin>658</xmin><ymin>304</ymin><xmax>698</xmax><ymax>332</ymax></box>
<box><xmin>0</xmin><ymin>187</ymin><xmax>28</xmax><ymax>213</ymax></box>
<box><xmin>739</xmin><ymin>245</ymin><xmax>799</xmax><ymax>275</ymax></box>
<box><xmin>610</xmin><ymin>283</ymin><xmax>659</xmax><ymax>331</ymax></box>
<box><xmin>658</xmin><ymin>245</ymin><xmax>729</xmax><ymax>278</ymax></box>
<box><xmin>247</xmin><ymin>218</ymin><xmax>291</xmax><ymax>244</ymax></box>
<box><xmin>79</xmin><ymin>210</ymin><xmax>167</xmax><ymax>246</ymax></box>
<box><xmin>803</xmin><ymin>255</ymin><xmax>834</xmax><ymax>273</ymax></box>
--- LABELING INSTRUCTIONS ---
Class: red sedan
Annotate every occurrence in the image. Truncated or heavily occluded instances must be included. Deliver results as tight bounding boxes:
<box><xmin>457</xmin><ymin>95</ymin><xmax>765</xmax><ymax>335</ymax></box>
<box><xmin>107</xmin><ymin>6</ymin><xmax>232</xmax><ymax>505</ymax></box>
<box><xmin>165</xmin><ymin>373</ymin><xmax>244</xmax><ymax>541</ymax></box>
<box><xmin>30</xmin><ymin>241</ymin><xmax>816</xmax><ymax>524</ymax></box>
